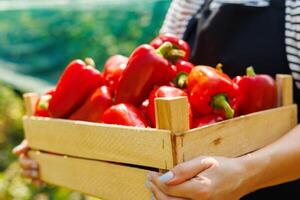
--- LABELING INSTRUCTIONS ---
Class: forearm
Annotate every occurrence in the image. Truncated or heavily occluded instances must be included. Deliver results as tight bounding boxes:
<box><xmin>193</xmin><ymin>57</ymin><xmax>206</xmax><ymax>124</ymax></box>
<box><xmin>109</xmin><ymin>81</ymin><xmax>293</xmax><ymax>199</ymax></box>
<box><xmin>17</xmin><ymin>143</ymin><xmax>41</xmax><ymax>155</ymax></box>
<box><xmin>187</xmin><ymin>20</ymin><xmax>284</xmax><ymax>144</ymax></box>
<box><xmin>237</xmin><ymin>124</ymin><xmax>300</xmax><ymax>196</ymax></box>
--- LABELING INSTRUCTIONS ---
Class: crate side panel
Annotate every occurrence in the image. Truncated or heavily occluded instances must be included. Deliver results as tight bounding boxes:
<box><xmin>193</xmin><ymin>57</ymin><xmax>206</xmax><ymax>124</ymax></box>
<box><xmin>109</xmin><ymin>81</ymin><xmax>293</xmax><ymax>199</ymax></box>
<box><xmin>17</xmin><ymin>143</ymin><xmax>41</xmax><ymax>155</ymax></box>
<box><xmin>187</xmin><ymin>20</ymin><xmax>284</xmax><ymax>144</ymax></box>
<box><xmin>23</xmin><ymin>117</ymin><xmax>174</xmax><ymax>169</ymax></box>
<box><xmin>29</xmin><ymin>151</ymin><xmax>152</xmax><ymax>200</ymax></box>
<box><xmin>177</xmin><ymin>105</ymin><xmax>297</xmax><ymax>162</ymax></box>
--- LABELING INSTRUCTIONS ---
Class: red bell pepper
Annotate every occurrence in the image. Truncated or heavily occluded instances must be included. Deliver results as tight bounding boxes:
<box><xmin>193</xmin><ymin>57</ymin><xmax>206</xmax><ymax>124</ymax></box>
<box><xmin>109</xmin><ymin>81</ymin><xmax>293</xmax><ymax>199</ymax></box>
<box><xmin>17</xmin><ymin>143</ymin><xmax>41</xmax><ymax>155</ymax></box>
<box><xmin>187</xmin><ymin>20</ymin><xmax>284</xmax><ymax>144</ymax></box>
<box><xmin>187</xmin><ymin>66</ymin><xmax>238</xmax><ymax>119</ymax></box>
<box><xmin>147</xmin><ymin>86</ymin><xmax>193</xmax><ymax>128</ymax></box>
<box><xmin>35</xmin><ymin>89</ymin><xmax>55</xmax><ymax>117</ymax></box>
<box><xmin>49</xmin><ymin>58</ymin><xmax>104</xmax><ymax>118</ymax></box>
<box><xmin>69</xmin><ymin>86</ymin><xmax>113</xmax><ymax>122</ymax></box>
<box><xmin>115</xmin><ymin>42</ymin><xmax>185</xmax><ymax>105</ymax></box>
<box><xmin>175</xmin><ymin>59</ymin><xmax>194</xmax><ymax>74</ymax></box>
<box><xmin>233</xmin><ymin>66</ymin><xmax>277</xmax><ymax>115</ymax></box>
<box><xmin>102</xmin><ymin>103</ymin><xmax>149</xmax><ymax>127</ymax></box>
<box><xmin>172</xmin><ymin>60</ymin><xmax>194</xmax><ymax>88</ymax></box>
<box><xmin>193</xmin><ymin>114</ymin><xmax>224</xmax><ymax>128</ymax></box>
<box><xmin>150</xmin><ymin>34</ymin><xmax>190</xmax><ymax>61</ymax></box>
<box><xmin>103</xmin><ymin>55</ymin><xmax>128</xmax><ymax>93</ymax></box>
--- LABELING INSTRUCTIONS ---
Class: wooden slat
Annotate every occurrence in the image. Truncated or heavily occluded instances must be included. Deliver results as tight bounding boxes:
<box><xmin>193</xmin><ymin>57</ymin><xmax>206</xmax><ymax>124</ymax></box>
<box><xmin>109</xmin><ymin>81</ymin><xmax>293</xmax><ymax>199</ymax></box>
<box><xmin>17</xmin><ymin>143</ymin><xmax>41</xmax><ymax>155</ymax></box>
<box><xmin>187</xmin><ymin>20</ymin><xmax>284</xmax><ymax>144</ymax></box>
<box><xmin>155</xmin><ymin>97</ymin><xmax>190</xmax><ymax>134</ymax></box>
<box><xmin>175</xmin><ymin>105</ymin><xmax>297</xmax><ymax>163</ymax></box>
<box><xmin>276</xmin><ymin>74</ymin><xmax>293</xmax><ymax>106</ymax></box>
<box><xmin>29</xmin><ymin>151</ymin><xmax>152</xmax><ymax>200</ymax></box>
<box><xmin>155</xmin><ymin>97</ymin><xmax>190</xmax><ymax>167</ymax></box>
<box><xmin>23</xmin><ymin>93</ymin><xmax>39</xmax><ymax>116</ymax></box>
<box><xmin>23</xmin><ymin>117</ymin><xmax>174</xmax><ymax>169</ymax></box>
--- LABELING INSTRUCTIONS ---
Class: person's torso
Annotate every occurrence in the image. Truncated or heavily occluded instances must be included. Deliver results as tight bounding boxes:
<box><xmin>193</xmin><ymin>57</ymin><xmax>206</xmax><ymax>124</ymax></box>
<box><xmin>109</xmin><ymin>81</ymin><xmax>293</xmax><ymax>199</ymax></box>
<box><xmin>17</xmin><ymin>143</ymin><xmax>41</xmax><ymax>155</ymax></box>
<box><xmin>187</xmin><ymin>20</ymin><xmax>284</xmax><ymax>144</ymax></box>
<box><xmin>182</xmin><ymin>0</ymin><xmax>300</xmax><ymax>198</ymax></box>
<box><xmin>184</xmin><ymin>0</ymin><xmax>289</xmax><ymax>77</ymax></box>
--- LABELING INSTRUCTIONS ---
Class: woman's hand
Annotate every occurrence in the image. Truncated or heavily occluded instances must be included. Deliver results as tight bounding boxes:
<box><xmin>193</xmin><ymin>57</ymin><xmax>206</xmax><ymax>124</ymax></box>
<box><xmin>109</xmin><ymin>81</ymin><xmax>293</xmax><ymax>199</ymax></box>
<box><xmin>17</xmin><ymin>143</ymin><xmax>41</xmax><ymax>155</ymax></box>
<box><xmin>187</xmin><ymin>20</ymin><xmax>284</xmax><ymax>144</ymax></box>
<box><xmin>147</xmin><ymin>125</ymin><xmax>300</xmax><ymax>200</ymax></box>
<box><xmin>13</xmin><ymin>140</ymin><xmax>43</xmax><ymax>186</ymax></box>
<box><xmin>147</xmin><ymin>156</ymin><xmax>248</xmax><ymax>200</ymax></box>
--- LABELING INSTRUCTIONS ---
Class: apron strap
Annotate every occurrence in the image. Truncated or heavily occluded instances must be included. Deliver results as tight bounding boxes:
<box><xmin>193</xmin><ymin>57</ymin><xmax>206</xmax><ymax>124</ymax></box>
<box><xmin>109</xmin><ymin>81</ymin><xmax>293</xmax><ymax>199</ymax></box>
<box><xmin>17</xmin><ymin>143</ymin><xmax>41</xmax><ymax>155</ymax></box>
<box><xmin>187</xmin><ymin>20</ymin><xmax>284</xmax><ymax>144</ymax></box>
<box><xmin>190</xmin><ymin>0</ymin><xmax>215</xmax><ymax>60</ymax></box>
<box><xmin>182</xmin><ymin>0</ymin><xmax>214</xmax><ymax>59</ymax></box>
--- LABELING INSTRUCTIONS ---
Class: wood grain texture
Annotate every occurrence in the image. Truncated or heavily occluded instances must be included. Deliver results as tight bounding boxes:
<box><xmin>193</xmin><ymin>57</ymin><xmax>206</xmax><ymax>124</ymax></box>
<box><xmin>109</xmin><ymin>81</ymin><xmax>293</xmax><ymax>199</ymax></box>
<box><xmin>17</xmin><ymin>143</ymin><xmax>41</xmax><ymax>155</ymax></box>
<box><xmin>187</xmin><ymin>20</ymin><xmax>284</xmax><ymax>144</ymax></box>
<box><xmin>22</xmin><ymin>73</ymin><xmax>297</xmax><ymax>198</ymax></box>
<box><xmin>155</xmin><ymin>97</ymin><xmax>190</xmax><ymax>166</ymax></box>
<box><xmin>23</xmin><ymin>117</ymin><xmax>174</xmax><ymax>169</ymax></box>
<box><xmin>23</xmin><ymin>93</ymin><xmax>39</xmax><ymax>116</ymax></box>
<box><xmin>276</xmin><ymin>74</ymin><xmax>293</xmax><ymax>106</ymax></box>
<box><xmin>155</xmin><ymin>97</ymin><xmax>189</xmax><ymax>134</ymax></box>
<box><xmin>29</xmin><ymin>151</ymin><xmax>152</xmax><ymax>200</ymax></box>
<box><xmin>176</xmin><ymin>105</ymin><xmax>297</xmax><ymax>163</ymax></box>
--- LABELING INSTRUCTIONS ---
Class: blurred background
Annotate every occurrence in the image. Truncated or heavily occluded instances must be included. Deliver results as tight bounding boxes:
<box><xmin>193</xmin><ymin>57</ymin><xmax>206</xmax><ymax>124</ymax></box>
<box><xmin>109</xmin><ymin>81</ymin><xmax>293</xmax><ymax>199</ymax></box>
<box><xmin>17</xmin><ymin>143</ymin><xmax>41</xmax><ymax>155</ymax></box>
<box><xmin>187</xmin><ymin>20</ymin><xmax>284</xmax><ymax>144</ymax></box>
<box><xmin>0</xmin><ymin>0</ymin><xmax>170</xmax><ymax>199</ymax></box>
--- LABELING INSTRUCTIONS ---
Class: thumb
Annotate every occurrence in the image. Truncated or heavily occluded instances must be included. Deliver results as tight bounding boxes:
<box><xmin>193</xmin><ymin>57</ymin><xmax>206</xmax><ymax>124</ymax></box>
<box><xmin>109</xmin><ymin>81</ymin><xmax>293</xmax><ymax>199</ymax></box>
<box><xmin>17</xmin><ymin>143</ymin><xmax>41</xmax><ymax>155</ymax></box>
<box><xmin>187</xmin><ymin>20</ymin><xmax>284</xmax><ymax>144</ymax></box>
<box><xmin>160</xmin><ymin>157</ymin><xmax>217</xmax><ymax>185</ymax></box>
<box><xmin>13</xmin><ymin>140</ymin><xmax>29</xmax><ymax>155</ymax></box>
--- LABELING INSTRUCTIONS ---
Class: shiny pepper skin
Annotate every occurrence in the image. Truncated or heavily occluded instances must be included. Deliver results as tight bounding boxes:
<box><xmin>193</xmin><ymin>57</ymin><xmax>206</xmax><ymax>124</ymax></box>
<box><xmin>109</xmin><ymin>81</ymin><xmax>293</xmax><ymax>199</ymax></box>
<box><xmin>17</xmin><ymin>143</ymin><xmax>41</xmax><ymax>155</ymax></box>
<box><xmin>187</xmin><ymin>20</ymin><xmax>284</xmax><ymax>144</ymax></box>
<box><xmin>49</xmin><ymin>58</ymin><xmax>104</xmax><ymax>118</ymax></box>
<box><xmin>187</xmin><ymin>66</ymin><xmax>238</xmax><ymax>119</ymax></box>
<box><xmin>102</xmin><ymin>103</ymin><xmax>149</xmax><ymax>127</ymax></box>
<box><xmin>233</xmin><ymin>67</ymin><xmax>277</xmax><ymax>115</ymax></box>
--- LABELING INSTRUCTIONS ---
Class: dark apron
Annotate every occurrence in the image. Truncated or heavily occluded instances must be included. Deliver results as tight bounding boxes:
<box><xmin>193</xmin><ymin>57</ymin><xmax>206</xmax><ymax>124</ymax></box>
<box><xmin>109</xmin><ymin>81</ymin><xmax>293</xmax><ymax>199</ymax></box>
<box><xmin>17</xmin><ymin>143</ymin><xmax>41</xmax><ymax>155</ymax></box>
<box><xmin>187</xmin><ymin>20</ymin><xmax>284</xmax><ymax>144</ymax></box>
<box><xmin>183</xmin><ymin>0</ymin><xmax>300</xmax><ymax>199</ymax></box>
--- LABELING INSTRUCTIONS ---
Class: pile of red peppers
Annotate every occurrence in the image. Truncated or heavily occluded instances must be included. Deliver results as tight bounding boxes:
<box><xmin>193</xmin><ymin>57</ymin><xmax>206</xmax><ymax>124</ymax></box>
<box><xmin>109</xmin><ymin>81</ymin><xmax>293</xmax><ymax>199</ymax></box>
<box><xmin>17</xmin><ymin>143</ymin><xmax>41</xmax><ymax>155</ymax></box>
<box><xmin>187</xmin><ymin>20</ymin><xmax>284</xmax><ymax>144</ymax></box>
<box><xmin>35</xmin><ymin>34</ymin><xmax>278</xmax><ymax>129</ymax></box>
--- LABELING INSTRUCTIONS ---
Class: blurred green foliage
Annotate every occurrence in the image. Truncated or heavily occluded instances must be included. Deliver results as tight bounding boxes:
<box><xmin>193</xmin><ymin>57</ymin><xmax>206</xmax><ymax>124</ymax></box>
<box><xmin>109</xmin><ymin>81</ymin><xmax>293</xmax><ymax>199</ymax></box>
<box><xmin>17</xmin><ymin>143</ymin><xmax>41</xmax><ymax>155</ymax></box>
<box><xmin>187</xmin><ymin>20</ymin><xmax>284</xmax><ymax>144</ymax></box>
<box><xmin>0</xmin><ymin>0</ymin><xmax>171</xmax><ymax>93</ymax></box>
<box><xmin>0</xmin><ymin>83</ymin><xmax>88</xmax><ymax>200</ymax></box>
<box><xmin>0</xmin><ymin>79</ymin><xmax>101</xmax><ymax>200</ymax></box>
<box><xmin>0</xmin><ymin>0</ymin><xmax>171</xmax><ymax>199</ymax></box>
<box><xmin>0</xmin><ymin>84</ymin><xmax>23</xmax><ymax>172</ymax></box>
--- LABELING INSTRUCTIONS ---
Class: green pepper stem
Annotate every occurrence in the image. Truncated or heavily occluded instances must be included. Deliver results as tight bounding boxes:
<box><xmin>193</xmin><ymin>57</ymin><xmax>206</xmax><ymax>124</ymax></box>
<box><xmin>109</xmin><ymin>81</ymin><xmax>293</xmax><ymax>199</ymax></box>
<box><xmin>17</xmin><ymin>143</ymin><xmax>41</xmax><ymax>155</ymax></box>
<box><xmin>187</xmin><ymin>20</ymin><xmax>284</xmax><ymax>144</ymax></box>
<box><xmin>156</xmin><ymin>42</ymin><xmax>185</xmax><ymax>62</ymax></box>
<box><xmin>167</xmin><ymin>49</ymin><xmax>186</xmax><ymax>61</ymax></box>
<box><xmin>156</xmin><ymin>42</ymin><xmax>173</xmax><ymax>58</ymax></box>
<box><xmin>174</xmin><ymin>72</ymin><xmax>188</xmax><ymax>89</ymax></box>
<box><xmin>85</xmin><ymin>57</ymin><xmax>96</xmax><ymax>67</ymax></box>
<box><xmin>212</xmin><ymin>94</ymin><xmax>234</xmax><ymax>119</ymax></box>
<box><xmin>246</xmin><ymin>66</ymin><xmax>256</xmax><ymax>76</ymax></box>
<box><xmin>216</xmin><ymin>63</ymin><xmax>223</xmax><ymax>73</ymax></box>
<box><xmin>39</xmin><ymin>95</ymin><xmax>52</xmax><ymax>110</ymax></box>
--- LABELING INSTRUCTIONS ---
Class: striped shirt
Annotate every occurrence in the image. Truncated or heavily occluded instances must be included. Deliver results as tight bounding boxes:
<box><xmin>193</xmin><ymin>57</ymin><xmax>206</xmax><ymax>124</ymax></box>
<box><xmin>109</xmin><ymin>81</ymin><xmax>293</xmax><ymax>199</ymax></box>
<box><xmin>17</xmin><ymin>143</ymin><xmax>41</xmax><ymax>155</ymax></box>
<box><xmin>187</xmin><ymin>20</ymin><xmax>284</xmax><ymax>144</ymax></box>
<box><xmin>160</xmin><ymin>0</ymin><xmax>300</xmax><ymax>89</ymax></box>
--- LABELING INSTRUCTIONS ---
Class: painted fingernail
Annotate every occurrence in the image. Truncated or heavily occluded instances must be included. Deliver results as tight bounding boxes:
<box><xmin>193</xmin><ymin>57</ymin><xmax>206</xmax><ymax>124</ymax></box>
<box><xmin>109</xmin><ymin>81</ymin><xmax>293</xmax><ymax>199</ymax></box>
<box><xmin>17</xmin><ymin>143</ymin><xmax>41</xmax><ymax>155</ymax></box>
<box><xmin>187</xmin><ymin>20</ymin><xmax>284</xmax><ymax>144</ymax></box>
<box><xmin>31</xmin><ymin>171</ymin><xmax>38</xmax><ymax>178</ymax></box>
<box><xmin>145</xmin><ymin>181</ymin><xmax>151</xmax><ymax>189</ymax></box>
<box><xmin>159</xmin><ymin>171</ymin><xmax>174</xmax><ymax>183</ymax></box>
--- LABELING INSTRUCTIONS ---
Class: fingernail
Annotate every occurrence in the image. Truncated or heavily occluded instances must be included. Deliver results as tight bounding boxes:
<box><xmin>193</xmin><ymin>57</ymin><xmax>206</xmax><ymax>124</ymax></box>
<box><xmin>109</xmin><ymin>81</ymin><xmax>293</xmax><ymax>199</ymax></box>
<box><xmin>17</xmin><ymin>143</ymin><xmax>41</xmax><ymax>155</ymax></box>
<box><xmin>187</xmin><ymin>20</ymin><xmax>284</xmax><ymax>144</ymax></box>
<box><xmin>159</xmin><ymin>171</ymin><xmax>174</xmax><ymax>183</ymax></box>
<box><xmin>145</xmin><ymin>181</ymin><xmax>151</xmax><ymax>189</ymax></box>
<box><xmin>31</xmin><ymin>171</ymin><xmax>38</xmax><ymax>178</ymax></box>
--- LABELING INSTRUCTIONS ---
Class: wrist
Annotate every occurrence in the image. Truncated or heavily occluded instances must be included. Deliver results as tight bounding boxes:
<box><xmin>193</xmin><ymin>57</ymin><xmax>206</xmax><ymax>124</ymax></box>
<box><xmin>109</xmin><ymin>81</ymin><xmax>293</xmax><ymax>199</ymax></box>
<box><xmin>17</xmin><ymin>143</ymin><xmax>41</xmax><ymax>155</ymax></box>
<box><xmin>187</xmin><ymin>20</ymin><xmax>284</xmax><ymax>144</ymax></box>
<box><xmin>235</xmin><ymin>153</ymin><xmax>271</xmax><ymax>197</ymax></box>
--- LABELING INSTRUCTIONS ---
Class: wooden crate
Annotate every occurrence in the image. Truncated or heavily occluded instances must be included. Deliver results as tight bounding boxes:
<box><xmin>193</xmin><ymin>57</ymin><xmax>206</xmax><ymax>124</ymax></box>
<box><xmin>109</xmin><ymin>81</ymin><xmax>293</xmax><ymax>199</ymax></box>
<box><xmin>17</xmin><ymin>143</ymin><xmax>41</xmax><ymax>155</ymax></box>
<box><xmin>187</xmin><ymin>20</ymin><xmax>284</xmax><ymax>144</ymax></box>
<box><xmin>22</xmin><ymin>74</ymin><xmax>297</xmax><ymax>200</ymax></box>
